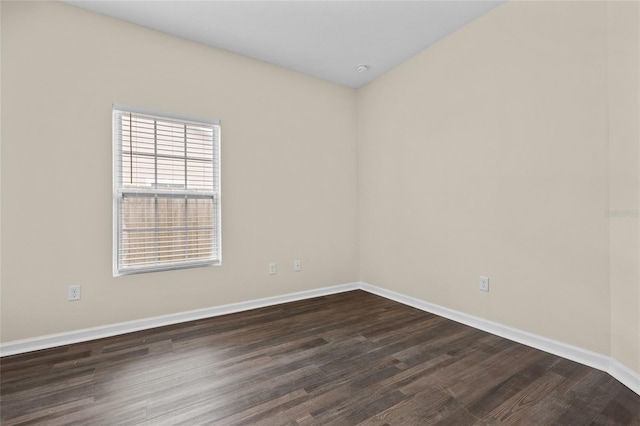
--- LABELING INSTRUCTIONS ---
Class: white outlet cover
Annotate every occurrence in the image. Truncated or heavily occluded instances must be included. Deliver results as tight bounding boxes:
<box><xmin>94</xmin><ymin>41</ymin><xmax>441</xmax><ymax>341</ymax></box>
<box><xmin>68</xmin><ymin>285</ymin><xmax>81</xmax><ymax>301</ymax></box>
<box><xmin>479</xmin><ymin>276</ymin><xmax>490</xmax><ymax>292</ymax></box>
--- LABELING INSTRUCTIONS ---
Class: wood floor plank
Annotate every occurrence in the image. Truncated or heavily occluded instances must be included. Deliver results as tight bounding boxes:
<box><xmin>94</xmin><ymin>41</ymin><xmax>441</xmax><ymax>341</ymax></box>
<box><xmin>481</xmin><ymin>371</ymin><xmax>566</xmax><ymax>424</ymax></box>
<box><xmin>1</xmin><ymin>290</ymin><xmax>638</xmax><ymax>425</ymax></box>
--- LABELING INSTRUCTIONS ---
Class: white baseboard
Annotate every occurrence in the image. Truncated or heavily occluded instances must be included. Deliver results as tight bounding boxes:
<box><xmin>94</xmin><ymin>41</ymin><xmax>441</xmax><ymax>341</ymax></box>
<box><xmin>609</xmin><ymin>357</ymin><xmax>640</xmax><ymax>396</ymax></box>
<box><xmin>359</xmin><ymin>282</ymin><xmax>640</xmax><ymax>397</ymax></box>
<box><xmin>1</xmin><ymin>280</ymin><xmax>638</xmax><ymax>397</ymax></box>
<box><xmin>0</xmin><ymin>282</ymin><xmax>359</xmax><ymax>357</ymax></box>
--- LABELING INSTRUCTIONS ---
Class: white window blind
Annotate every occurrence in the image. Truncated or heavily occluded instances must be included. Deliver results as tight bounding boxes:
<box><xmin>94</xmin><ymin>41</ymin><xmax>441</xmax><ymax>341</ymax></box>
<box><xmin>113</xmin><ymin>105</ymin><xmax>221</xmax><ymax>275</ymax></box>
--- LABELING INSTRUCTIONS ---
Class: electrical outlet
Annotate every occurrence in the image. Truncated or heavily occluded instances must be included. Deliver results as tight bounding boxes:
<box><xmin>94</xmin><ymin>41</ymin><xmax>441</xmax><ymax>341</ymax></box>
<box><xmin>294</xmin><ymin>260</ymin><xmax>301</xmax><ymax>272</ymax></box>
<box><xmin>269</xmin><ymin>263</ymin><xmax>277</xmax><ymax>275</ymax></box>
<box><xmin>479</xmin><ymin>276</ymin><xmax>489</xmax><ymax>292</ymax></box>
<box><xmin>68</xmin><ymin>285</ymin><xmax>81</xmax><ymax>301</ymax></box>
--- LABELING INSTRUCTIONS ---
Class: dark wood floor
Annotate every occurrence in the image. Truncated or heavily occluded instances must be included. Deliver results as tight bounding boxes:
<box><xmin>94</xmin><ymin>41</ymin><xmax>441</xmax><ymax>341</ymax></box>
<box><xmin>1</xmin><ymin>290</ymin><xmax>639</xmax><ymax>425</ymax></box>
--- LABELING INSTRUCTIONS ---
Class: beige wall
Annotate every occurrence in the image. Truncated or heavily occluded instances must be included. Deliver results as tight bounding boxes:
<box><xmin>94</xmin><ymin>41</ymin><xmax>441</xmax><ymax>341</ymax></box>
<box><xmin>0</xmin><ymin>1</ymin><xmax>358</xmax><ymax>342</ymax></box>
<box><xmin>1</xmin><ymin>0</ymin><xmax>639</xmax><ymax>378</ymax></box>
<box><xmin>607</xmin><ymin>1</ymin><xmax>640</xmax><ymax>373</ymax></box>
<box><xmin>358</xmin><ymin>0</ymin><xmax>638</xmax><ymax>370</ymax></box>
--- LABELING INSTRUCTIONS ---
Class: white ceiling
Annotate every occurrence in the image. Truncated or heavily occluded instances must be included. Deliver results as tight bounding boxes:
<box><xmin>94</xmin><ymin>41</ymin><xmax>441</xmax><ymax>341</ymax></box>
<box><xmin>63</xmin><ymin>1</ymin><xmax>504</xmax><ymax>88</ymax></box>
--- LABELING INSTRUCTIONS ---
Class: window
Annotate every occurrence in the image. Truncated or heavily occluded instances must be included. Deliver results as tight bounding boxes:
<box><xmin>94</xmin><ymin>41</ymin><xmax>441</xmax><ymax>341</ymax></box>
<box><xmin>113</xmin><ymin>105</ymin><xmax>221</xmax><ymax>275</ymax></box>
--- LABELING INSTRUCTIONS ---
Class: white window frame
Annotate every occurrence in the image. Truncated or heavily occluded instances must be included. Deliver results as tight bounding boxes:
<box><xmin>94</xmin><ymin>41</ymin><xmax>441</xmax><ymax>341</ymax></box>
<box><xmin>112</xmin><ymin>104</ymin><xmax>221</xmax><ymax>276</ymax></box>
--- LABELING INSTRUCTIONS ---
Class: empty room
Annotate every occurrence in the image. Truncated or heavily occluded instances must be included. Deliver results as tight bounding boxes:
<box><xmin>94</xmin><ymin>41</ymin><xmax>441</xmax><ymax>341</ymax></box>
<box><xmin>1</xmin><ymin>0</ymin><xmax>639</xmax><ymax>424</ymax></box>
